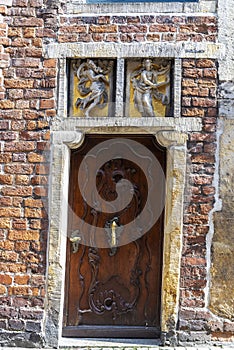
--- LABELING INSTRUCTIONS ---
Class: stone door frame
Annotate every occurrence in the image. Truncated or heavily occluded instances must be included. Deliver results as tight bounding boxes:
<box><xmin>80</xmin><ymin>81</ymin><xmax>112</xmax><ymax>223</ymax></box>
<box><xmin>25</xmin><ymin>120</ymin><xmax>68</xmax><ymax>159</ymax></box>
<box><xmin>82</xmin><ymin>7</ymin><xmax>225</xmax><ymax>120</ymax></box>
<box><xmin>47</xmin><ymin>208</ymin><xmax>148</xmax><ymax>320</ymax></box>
<box><xmin>44</xmin><ymin>123</ymin><xmax>196</xmax><ymax>347</ymax></box>
<box><xmin>43</xmin><ymin>47</ymin><xmax>204</xmax><ymax>347</ymax></box>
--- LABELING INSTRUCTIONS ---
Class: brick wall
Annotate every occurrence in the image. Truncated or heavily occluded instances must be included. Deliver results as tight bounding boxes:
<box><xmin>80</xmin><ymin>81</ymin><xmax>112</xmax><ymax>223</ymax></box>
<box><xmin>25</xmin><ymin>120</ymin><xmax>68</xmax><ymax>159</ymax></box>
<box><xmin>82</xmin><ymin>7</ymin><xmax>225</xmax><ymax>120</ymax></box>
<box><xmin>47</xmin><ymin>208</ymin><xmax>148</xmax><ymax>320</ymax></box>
<box><xmin>58</xmin><ymin>15</ymin><xmax>217</xmax><ymax>43</ymax></box>
<box><xmin>0</xmin><ymin>0</ymin><xmax>233</xmax><ymax>347</ymax></box>
<box><xmin>0</xmin><ymin>0</ymin><xmax>55</xmax><ymax>346</ymax></box>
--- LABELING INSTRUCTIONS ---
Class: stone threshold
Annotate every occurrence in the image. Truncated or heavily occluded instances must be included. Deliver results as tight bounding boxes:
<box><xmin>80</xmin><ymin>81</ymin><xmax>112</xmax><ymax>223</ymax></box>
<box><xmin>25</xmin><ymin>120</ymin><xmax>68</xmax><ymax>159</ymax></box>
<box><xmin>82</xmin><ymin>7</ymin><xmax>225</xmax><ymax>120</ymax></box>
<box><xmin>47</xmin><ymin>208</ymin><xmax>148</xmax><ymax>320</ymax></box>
<box><xmin>2</xmin><ymin>345</ymin><xmax>234</xmax><ymax>350</ymax></box>
<box><xmin>58</xmin><ymin>338</ymin><xmax>234</xmax><ymax>349</ymax></box>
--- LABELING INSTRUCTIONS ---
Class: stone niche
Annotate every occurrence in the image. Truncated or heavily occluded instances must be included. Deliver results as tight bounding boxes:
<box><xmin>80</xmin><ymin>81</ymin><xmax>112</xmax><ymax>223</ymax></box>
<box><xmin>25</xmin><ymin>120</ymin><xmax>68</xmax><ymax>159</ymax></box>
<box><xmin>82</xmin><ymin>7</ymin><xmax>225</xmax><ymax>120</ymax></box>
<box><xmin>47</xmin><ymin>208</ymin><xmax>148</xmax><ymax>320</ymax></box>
<box><xmin>68</xmin><ymin>57</ymin><xmax>172</xmax><ymax>118</ymax></box>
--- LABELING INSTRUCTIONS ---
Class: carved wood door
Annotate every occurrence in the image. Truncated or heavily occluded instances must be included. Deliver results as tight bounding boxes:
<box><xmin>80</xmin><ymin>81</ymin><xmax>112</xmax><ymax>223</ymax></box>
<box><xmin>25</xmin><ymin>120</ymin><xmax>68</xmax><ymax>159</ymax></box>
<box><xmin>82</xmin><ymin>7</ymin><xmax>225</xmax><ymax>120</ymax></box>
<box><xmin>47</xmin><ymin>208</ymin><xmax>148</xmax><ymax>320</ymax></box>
<box><xmin>63</xmin><ymin>134</ymin><xmax>166</xmax><ymax>338</ymax></box>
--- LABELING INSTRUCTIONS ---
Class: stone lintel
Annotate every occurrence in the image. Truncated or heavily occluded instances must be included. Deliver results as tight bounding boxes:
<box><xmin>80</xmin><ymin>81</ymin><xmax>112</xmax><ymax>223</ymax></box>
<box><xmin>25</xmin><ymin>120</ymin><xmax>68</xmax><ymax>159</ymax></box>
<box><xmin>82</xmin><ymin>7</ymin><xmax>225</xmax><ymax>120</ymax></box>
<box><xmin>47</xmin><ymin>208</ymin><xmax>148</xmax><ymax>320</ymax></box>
<box><xmin>45</xmin><ymin>42</ymin><xmax>225</xmax><ymax>60</ymax></box>
<box><xmin>51</xmin><ymin>117</ymin><xmax>202</xmax><ymax>133</ymax></box>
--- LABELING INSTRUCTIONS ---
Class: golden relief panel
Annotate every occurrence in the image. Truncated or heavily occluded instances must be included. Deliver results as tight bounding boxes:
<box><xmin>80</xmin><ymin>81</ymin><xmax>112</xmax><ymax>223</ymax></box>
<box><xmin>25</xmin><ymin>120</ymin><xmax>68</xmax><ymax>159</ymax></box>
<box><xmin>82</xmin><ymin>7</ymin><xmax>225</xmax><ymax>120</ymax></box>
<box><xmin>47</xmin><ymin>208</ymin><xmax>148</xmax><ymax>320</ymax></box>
<box><xmin>70</xmin><ymin>58</ymin><xmax>115</xmax><ymax>118</ymax></box>
<box><xmin>126</xmin><ymin>58</ymin><xmax>171</xmax><ymax>118</ymax></box>
<box><xmin>70</xmin><ymin>58</ymin><xmax>172</xmax><ymax>118</ymax></box>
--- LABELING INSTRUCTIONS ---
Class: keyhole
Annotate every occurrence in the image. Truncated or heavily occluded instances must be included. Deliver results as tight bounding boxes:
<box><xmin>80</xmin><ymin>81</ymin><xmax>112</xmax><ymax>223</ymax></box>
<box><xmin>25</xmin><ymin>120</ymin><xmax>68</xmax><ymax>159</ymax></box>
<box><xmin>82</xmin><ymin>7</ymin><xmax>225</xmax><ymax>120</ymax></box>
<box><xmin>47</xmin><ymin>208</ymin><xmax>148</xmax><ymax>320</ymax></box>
<box><xmin>104</xmin><ymin>298</ymin><xmax>113</xmax><ymax>310</ymax></box>
<box><xmin>112</xmin><ymin>174</ymin><xmax>123</xmax><ymax>183</ymax></box>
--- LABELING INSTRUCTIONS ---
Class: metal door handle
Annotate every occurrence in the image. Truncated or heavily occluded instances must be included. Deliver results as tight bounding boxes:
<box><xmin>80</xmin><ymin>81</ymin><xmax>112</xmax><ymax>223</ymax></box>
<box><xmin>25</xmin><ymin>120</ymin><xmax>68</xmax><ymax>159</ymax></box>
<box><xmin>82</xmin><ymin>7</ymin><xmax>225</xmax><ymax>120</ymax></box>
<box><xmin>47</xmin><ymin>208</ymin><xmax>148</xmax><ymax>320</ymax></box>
<box><xmin>111</xmin><ymin>220</ymin><xmax>117</xmax><ymax>248</ymax></box>
<box><xmin>69</xmin><ymin>230</ymin><xmax>81</xmax><ymax>253</ymax></box>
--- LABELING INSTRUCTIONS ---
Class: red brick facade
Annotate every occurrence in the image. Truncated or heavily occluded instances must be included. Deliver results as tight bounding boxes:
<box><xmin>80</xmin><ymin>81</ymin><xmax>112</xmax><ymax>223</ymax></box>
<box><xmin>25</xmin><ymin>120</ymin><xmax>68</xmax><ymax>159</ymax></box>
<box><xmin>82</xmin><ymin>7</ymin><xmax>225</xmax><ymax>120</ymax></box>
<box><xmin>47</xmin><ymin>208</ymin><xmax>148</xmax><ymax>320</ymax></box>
<box><xmin>0</xmin><ymin>0</ymin><xmax>233</xmax><ymax>347</ymax></box>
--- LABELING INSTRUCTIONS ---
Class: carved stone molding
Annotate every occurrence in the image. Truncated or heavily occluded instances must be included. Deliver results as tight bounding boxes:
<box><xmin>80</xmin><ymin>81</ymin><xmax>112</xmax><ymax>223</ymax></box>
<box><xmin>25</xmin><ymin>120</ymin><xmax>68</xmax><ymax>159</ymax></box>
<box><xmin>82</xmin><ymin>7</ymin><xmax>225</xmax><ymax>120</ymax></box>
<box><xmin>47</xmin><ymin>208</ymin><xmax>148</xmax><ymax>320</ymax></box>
<box><xmin>52</xmin><ymin>130</ymin><xmax>85</xmax><ymax>149</ymax></box>
<box><xmin>155</xmin><ymin>130</ymin><xmax>188</xmax><ymax>148</ymax></box>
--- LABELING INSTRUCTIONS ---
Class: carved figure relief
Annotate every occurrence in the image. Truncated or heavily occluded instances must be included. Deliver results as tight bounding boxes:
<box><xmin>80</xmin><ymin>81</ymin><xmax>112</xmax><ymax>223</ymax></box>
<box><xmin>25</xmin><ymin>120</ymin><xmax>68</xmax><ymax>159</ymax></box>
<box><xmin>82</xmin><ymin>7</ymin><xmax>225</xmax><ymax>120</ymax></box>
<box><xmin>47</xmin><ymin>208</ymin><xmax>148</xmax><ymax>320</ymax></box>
<box><xmin>70</xmin><ymin>58</ymin><xmax>115</xmax><ymax>118</ymax></box>
<box><xmin>69</xmin><ymin>58</ymin><xmax>172</xmax><ymax>118</ymax></box>
<box><xmin>130</xmin><ymin>59</ymin><xmax>171</xmax><ymax>117</ymax></box>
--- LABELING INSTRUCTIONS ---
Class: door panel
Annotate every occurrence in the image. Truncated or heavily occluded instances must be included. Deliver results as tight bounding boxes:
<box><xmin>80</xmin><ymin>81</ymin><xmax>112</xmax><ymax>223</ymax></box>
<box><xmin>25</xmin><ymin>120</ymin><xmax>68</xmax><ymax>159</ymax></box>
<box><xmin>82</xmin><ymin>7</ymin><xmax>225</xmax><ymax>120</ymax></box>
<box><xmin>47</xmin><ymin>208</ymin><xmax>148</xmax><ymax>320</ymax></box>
<box><xmin>63</xmin><ymin>134</ymin><xmax>166</xmax><ymax>338</ymax></box>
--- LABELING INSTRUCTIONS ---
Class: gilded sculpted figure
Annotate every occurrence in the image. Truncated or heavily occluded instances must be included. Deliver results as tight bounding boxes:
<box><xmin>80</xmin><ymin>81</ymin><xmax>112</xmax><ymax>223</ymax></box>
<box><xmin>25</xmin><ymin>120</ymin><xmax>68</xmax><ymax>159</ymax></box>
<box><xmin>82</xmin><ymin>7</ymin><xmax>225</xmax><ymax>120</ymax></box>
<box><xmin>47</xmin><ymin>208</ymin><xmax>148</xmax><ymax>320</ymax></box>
<box><xmin>75</xmin><ymin>59</ymin><xmax>112</xmax><ymax>118</ymax></box>
<box><xmin>131</xmin><ymin>59</ymin><xmax>170</xmax><ymax>117</ymax></box>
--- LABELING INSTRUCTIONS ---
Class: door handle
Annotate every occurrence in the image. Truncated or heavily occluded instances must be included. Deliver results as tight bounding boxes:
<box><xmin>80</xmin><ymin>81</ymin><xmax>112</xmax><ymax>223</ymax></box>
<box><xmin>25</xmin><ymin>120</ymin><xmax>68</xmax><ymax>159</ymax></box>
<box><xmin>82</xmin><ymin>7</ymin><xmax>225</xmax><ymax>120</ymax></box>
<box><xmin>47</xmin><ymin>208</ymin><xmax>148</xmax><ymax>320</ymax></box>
<box><xmin>105</xmin><ymin>218</ymin><xmax>122</xmax><ymax>256</ymax></box>
<box><xmin>111</xmin><ymin>220</ymin><xmax>117</xmax><ymax>248</ymax></box>
<box><xmin>69</xmin><ymin>230</ymin><xmax>81</xmax><ymax>253</ymax></box>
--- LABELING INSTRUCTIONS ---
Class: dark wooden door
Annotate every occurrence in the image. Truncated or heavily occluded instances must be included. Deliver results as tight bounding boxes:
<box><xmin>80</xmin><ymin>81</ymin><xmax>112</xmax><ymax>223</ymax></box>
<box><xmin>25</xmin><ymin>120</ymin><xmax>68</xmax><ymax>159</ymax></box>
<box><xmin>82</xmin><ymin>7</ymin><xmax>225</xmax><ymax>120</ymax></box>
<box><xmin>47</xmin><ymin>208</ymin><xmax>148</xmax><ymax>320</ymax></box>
<box><xmin>63</xmin><ymin>134</ymin><xmax>166</xmax><ymax>338</ymax></box>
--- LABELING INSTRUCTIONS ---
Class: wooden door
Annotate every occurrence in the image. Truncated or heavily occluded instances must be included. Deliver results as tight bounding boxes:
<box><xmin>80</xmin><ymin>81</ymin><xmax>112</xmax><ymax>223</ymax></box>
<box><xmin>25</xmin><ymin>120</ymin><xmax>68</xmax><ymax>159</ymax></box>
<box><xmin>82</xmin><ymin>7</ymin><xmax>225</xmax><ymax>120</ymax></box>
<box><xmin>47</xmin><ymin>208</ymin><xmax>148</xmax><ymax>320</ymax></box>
<box><xmin>63</xmin><ymin>134</ymin><xmax>166</xmax><ymax>338</ymax></box>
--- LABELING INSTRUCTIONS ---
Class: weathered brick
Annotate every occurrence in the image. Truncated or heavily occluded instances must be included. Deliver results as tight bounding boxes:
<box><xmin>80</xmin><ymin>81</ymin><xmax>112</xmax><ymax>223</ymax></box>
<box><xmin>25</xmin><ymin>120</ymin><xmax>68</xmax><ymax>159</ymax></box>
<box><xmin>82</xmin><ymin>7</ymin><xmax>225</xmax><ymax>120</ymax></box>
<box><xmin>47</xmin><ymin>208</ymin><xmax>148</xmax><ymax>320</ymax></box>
<box><xmin>27</xmin><ymin>152</ymin><xmax>44</xmax><ymax>163</ymax></box>
<box><xmin>89</xmin><ymin>24</ymin><xmax>117</xmax><ymax>33</ymax></box>
<box><xmin>29</xmin><ymin>219</ymin><xmax>41</xmax><ymax>229</ymax></box>
<box><xmin>202</xmin><ymin>186</ymin><xmax>215</xmax><ymax>195</ymax></box>
<box><xmin>29</xmin><ymin>0</ymin><xmax>43</xmax><ymax>7</ymax></box>
<box><xmin>182</xmin><ymin>108</ymin><xmax>205</xmax><ymax>117</ymax></box>
<box><xmin>0</xmin><ymin>131</ymin><xmax>18</xmax><ymax>140</ymax></box>
<box><xmin>43</xmin><ymin>58</ymin><xmax>56</xmax><ymax>68</ymax></box>
<box><xmin>0</xmin><ymin>153</ymin><xmax>12</xmax><ymax>163</ymax></box>
<box><xmin>13</xmin><ymin>18</ymin><xmax>43</xmax><ymax>27</ymax></box>
<box><xmin>24</xmin><ymin>208</ymin><xmax>44</xmax><ymax>218</ymax></box>
<box><xmin>15</xmin><ymin>175</ymin><xmax>30</xmax><ymax>185</ymax></box>
<box><xmin>0</xmin><ymin>250</ymin><xmax>18</xmax><ymax>262</ymax></box>
<box><xmin>15</xmin><ymin>100</ymin><xmax>30</xmax><ymax>109</ymax></box>
<box><xmin>190</xmin><ymin>133</ymin><xmax>216</xmax><ymax>142</ymax></box>
<box><xmin>35</xmin><ymin>164</ymin><xmax>49</xmax><ymax>175</ymax></box>
<box><xmin>0</xmin><ymin>197</ymin><xmax>12</xmax><ymax>206</ymax></box>
<box><xmin>0</xmin><ymin>100</ymin><xmax>15</xmax><ymax>109</ymax></box>
<box><xmin>192</xmin><ymin>97</ymin><xmax>216</xmax><ymax>107</ymax></box>
<box><xmin>26</xmin><ymin>47</ymin><xmax>43</xmax><ymax>57</ymax></box>
<box><xmin>25</xmin><ymin>320</ymin><xmax>41</xmax><ymax>332</ymax></box>
<box><xmin>31</xmin><ymin>175</ymin><xmax>48</xmax><ymax>185</ymax></box>
<box><xmin>1</xmin><ymin>186</ymin><xmax>32</xmax><ymax>197</ymax></box>
<box><xmin>8</xmin><ymin>89</ymin><xmax>24</xmax><ymax>99</ymax></box>
<box><xmin>0</xmin><ymin>208</ymin><xmax>21</xmax><ymax>218</ymax></box>
<box><xmin>0</xmin><ymin>219</ymin><xmax>11</xmax><ymax>229</ymax></box>
<box><xmin>11</xmin><ymin>120</ymin><xmax>26</xmax><ymax>130</ymax></box>
<box><xmin>191</xmin><ymin>154</ymin><xmax>215</xmax><ymax>164</ymax></box>
<box><xmin>192</xmin><ymin>175</ymin><xmax>213</xmax><ymax>185</ymax></box>
<box><xmin>5</xmin><ymin>164</ymin><xmax>34</xmax><ymax>174</ymax></box>
<box><xmin>0</xmin><ymin>240</ymin><xmax>15</xmax><ymax>250</ymax></box>
<box><xmin>183</xmin><ymin>68</ymin><xmax>203</xmax><ymax>78</ymax></box>
<box><xmin>0</xmin><ymin>285</ymin><xmax>7</xmax><ymax>295</ymax></box>
<box><xmin>5</xmin><ymin>79</ymin><xmax>34</xmax><ymax>89</ymax></box>
<box><xmin>8</xmin><ymin>230</ymin><xmax>40</xmax><ymax>241</ymax></box>
<box><xmin>12</xmin><ymin>218</ymin><xmax>27</xmax><ymax>230</ymax></box>
<box><xmin>33</xmin><ymin>187</ymin><xmax>48</xmax><ymax>197</ymax></box>
<box><xmin>12</xmin><ymin>153</ymin><xmax>27</xmax><ymax>163</ymax></box>
<box><xmin>9</xmin><ymin>286</ymin><xmax>32</xmax><ymax>296</ymax></box>
<box><xmin>14</xmin><ymin>275</ymin><xmax>30</xmax><ymax>285</ymax></box>
<box><xmin>24</xmin><ymin>198</ymin><xmax>43</xmax><ymax>207</ymax></box>
<box><xmin>9</xmin><ymin>319</ymin><xmax>25</xmax><ymax>331</ymax></box>
<box><xmin>4</xmin><ymin>141</ymin><xmax>36</xmax><ymax>152</ymax></box>
<box><xmin>24</xmin><ymin>89</ymin><xmax>53</xmax><ymax>99</ymax></box>
<box><xmin>59</xmin><ymin>25</ymin><xmax>87</xmax><ymax>33</ymax></box>
<box><xmin>19</xmin><ymin>308</ymin><xmax>43</xmax><ymax>319</ymax></box>
<box><xmin>23</xmin><ymin>27</ymin><xmax>35</xmax><ymax>38</ymax></box>
<box><xmin>0</xmin><ymin>274</ymin><xmax>12</xmax><ymax>285</ymax></box>
<box><xmin>0</xmin><ymin>120</ymin><xmax>9</xmax><ymax>130</ymax></box>
<box><xmin>0</xmin><ymin>263</ymin><xmax>26</xmax><ymax>273</ymax></box>
<box><xmin>58</xmin><ymin>34</ymin><xmax>78</xmax><ymax>43</ymax></box>
<box><xmin>0</xmin><ymin>174</ymin><xmax>13</xmax><ymax>185</ymax></box>
<box><xmin>15</xmin><ymin>241</ymin><xmax>30</xmax><ymax>251</ymax></box>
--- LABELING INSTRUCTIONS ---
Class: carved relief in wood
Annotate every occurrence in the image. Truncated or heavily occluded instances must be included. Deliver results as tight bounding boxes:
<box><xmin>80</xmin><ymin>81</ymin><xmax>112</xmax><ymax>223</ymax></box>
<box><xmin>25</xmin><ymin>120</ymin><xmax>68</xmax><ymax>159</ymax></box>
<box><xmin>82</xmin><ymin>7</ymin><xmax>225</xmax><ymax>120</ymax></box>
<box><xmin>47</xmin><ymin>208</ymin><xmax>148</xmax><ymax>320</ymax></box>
<box><xmin>63</xmin><ymin>135</ymin><xmax>165</xmax><ymax>337</ymax></box>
